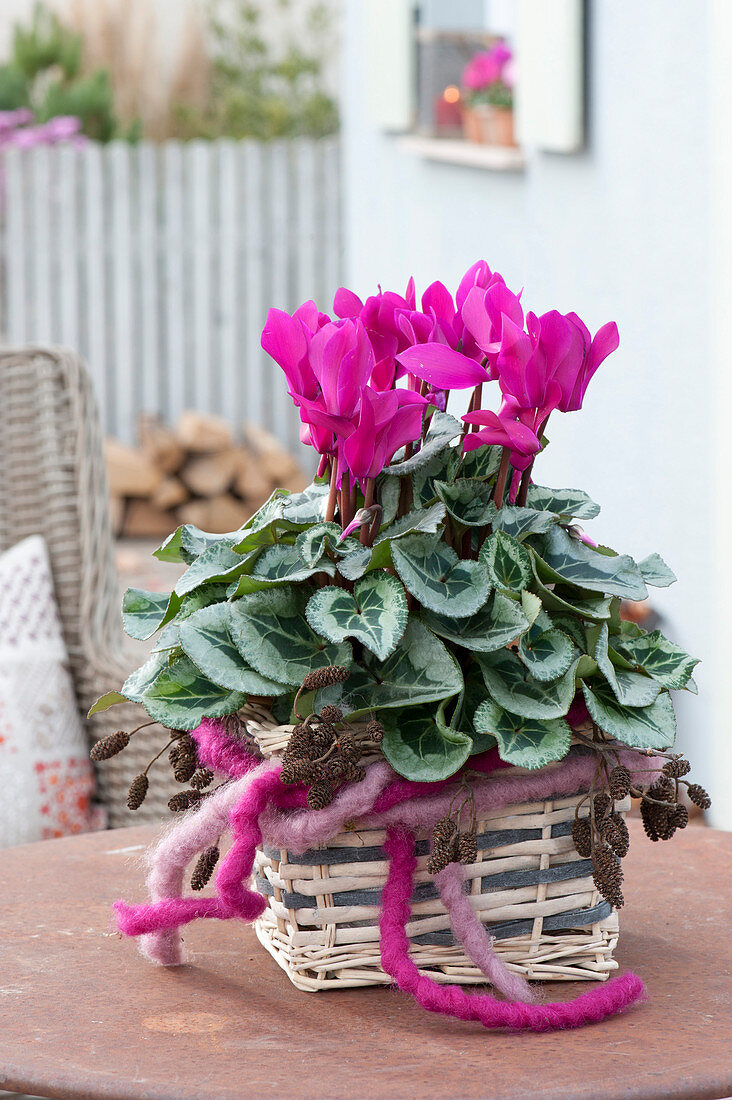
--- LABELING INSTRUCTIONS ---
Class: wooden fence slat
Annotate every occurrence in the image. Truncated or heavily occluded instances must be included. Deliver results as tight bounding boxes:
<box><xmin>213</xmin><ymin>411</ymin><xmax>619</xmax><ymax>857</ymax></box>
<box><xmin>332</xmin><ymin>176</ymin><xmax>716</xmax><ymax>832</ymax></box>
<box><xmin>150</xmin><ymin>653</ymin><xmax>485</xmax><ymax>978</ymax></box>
<box><xmin>3</xmin><ymin>148</ymin><xmax>27</xmax><ymax>344</ymax></box>
<box><xmin>30</xmin><ymin>145</ymin><xmax>52</xmax><ymax>342</ymax></box>
<box><xmin>189</xmin><ymin>140</ymin><xmax>213</xmax><ymax>413</ymax></box>
<box><xmin>217</xmin><ymin>139</ymin><xmax>239</xmax><ymax>425</ymax></box>
<box><xmin>137</xmin><ymin>141</ymin><xmax>161</xmax><ymax>418</ymax></box>
<box><xmin>83</xmin><ymin>143</ymin><xmax>108</xmax><ymax>430</ymax></box>
<box><xmin>163</xmin><ymin>141</ymin><xmax>185</xmax><ymax>429</ymax></box>
<box><xmin>58</xmin><ymin>144</ymin><xmax>79</xmax><ymax>352</ymax></box>
<box><xmin>242</xmin><ymin>140</ymin><xmax>265</xmax><ymax>432</ymax></box>
<box><xmin>109</xmin><ymin>141</ymin><xmax>134</xmax><ymax>442</ymax></box>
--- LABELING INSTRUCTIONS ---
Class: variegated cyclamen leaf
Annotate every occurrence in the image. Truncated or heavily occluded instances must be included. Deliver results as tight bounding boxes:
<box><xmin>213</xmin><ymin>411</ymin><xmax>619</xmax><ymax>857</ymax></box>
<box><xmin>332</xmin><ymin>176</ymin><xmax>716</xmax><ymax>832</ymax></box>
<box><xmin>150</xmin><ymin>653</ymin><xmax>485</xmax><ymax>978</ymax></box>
<box><xmin>411</xmin><ymin>450</ymin><xmax>454</xmax><ymax>509</ymax></box>
<box><xmin>594</xmin><ymin>623</ymin><xmax>661</xmax><ymax>706</ymax></box>
<box><xmin>383</xmin><ymin>412</ymin><xmax>462</xmax><ymax>475</ymax></box>
<box><xmin>305</xmin><ymin>573</ymin><xmax>408</xmax><ymax>661</ymax></box>
<box><xmin>296</xmin><ymin>522</ymin><xmax>361</xmax><ymax>567</ymax></box>
<box><xmin>381</xmin><ymin>701</ymin><xmax>472</xmax><ymax>782</ymax></box>
<box><xmin>155</xmin><ymin>523</ymin><xmax>245</xmax><ymax>564</ymax></box>
<box><xmin>473</xmin><ymin>700</ymin><xmax>572</xmax><ymax>770</ymax></box>
<box><xmin>615</xmin><ymin>629</ymin><xmax>700</xmax><ymax>690</ymax></box>
<box><xmin>230</xmin><ymin>492</ymin><xmax>288</xmax><ymax>553</ymax></box>
<box><xmin>434</xmin><ymin>478</ymin><xmax>496</xmax><ymax>527</ymax></box>
<box><xmin>529</xmin><ymin>551</ymin><xmax>614</xmax><ymax>622</ymax></box>
<box><xmin>476</xmin><ymin>648</ymin><xmax>579</xmax><ymax>719</ymax></box>
<box><xmin>517</xmin><ymin>624</ymin><xmax>575</xmax><ymax>683</ymax></box>
<box><xmin>252</xmin><ymin>543</ymin><xmax>336</xmax><ymax>583</ymax></box>
<box><xmin>141</xmin><ymin>655</ymin><xmax>247</xmax><ymax>730</ymax></box>
<box><xmin>491</xmin><ymin>505</ymin><xmax>559</xmax><ymax>541</ymax></box>
<box><xmin>278</xmin><ymin>482</ymin><xmax>330</xmax><ymax>526</ymax></box>
<box><xmin>175</xmin><ymin>540</ymin><xmax>250</xmax><ymax>597</ymax></box>
<box><xmin>392</xmin><ymin>533</ymin><xmax>491</xmax><ymax>617</ymax></box>
<box><xmin>526</xmin><ymin>484</ymin><xmax>601</xmax><ymax>521</ymax></box>
<box><xmin>121</xmin><ymin>646</ymin><xmax>176</xmax><ymax>703</ymax></box>
<box><xmin>421</xmin><ymin>591</ymin><xmax>531</xmax><ymax>652</ymax></box>
<box><xmin>315</xmin><ymin>617</ymin><xmax>463</xmax><ymax>718</ymax></box>
<box><xmin>533</xmin><ymin>526</ymin><xmax>648</xmax><ymax>601</ymax></box>
<box><xmin>582</xmin><ymin>682</ymin><xmax>676</xmax><ymax>750</ymax></box>
<box><xmin>337</xmin><ymin>503</ymin><xmax>447</xmax><ymax>581</ymax></box>
<box><xmin>456</xmin><ymin>443</ymin><xmax>504</xmax><ymax>480</ymax></box>
<box><xmin>637</xmin><ymin>552</ymin><xmax>677</xmax><ymax>588</ymax></box>
<box><xmin>229</xmin><ymin>585</ymin><xmax>351</xmax><ymax>687</ymax></box>
<box><xmin>122</xmin><ymin>588</ymin><xmax>178</xmax><ymax>640</ymax></box>
<box><xmin>479</xmin><ymin>530</ymin><xmax>532</xmax><ymax>593</ymax></box>
<box><xmin>179</xmin><ymin>602</ymin><xmax>290</xmax><ymax>695</ymax></box>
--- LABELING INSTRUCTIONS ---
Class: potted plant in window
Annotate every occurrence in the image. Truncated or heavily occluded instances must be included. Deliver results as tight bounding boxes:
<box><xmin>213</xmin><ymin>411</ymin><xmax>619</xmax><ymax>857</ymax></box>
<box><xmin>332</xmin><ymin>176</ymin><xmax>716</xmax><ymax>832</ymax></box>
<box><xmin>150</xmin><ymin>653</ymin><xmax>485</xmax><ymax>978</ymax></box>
<box><xmin>461</xmin><ymin>41</ymin><xmax>515</xmax><ymax>146</ymax></box>
<box><xmin>93</xmin><ymin>259</ymin><xmax>707</xmax><ymax>1032</ymax></box>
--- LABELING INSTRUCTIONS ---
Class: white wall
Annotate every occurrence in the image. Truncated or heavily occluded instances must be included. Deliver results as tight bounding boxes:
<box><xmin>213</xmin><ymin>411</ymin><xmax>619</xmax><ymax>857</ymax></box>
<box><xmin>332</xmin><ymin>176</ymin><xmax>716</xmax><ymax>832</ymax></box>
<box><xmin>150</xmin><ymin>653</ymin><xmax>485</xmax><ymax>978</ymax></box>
<box><xmin>342</xmin><ymin>1</ymin><xmax>729</xmax><ymax>825</ymax></box>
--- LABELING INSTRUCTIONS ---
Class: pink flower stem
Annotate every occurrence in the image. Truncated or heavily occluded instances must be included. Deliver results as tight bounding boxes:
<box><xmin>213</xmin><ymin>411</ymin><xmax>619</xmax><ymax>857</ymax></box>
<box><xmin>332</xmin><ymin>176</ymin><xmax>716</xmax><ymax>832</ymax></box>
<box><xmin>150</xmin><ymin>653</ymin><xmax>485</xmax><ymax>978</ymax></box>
<box><xmin>493</xmin><ymin>447</ymin><xmax>511</xmax><ymax>510</ymax></box>
<box><xmin>360</xmin><ymin>479</ymin><xmax>376</xmax><ymax>545</ymax></box>
<box><xmin>517</xmin><ymin>413</ymin><xmax>550</xmax><ymax>506</ymax></box>
<box><xmin>325</xmin><ymin>459</ymin><xmax>338</xmax><ymax>523</ymax></box>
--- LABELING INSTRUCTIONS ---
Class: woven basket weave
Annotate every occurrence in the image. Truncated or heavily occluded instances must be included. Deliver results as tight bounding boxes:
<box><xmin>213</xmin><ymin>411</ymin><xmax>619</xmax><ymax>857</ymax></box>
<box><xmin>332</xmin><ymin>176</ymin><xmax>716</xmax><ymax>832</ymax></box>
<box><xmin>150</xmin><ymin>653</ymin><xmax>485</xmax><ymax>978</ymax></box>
<box><xmin>243</xmin><ymin>705</ymin><xmax>626</xmax><ymax>992</ymax></box>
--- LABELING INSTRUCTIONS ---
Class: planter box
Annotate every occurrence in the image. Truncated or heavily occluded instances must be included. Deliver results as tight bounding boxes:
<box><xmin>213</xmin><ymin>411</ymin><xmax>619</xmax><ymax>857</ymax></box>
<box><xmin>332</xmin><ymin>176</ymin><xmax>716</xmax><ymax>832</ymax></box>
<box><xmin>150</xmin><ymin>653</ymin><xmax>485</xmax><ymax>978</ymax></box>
<box><xmin>248</xmin><ymin>707</ymin><xmax>627</xmax><ymax>992</ymax></box>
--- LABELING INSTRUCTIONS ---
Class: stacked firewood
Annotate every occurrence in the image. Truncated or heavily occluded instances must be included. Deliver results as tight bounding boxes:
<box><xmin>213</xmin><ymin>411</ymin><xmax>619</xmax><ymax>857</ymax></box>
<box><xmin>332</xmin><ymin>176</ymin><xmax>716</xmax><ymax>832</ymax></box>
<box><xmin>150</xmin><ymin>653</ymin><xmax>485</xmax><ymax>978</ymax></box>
<box><xmin>105</xmin><ymin>412</ymin><xmax>307</xmax><ymax>537</ymax></box>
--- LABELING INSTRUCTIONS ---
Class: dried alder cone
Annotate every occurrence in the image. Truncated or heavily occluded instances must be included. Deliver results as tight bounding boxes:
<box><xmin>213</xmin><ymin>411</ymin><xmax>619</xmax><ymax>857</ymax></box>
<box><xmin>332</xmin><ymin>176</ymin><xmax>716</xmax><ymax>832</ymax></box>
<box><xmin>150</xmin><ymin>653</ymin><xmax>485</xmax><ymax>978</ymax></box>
<box><xmin>280</xmin><ymin>669</ymin><xmax>367</xmax><ymax>810</ymax></box>
<box><xmin>570</xmin><ymin>744</ymin><xmax>710</xmax><ymax>909</ymax></box>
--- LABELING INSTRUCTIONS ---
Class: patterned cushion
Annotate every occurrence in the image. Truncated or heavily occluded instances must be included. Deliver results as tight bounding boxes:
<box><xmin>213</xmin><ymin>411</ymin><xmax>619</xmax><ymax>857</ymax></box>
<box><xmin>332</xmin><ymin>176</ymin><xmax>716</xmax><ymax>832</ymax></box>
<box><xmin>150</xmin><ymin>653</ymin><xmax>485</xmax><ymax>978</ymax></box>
<box><xmin>0</xmin><ymin>536</ymin><xmax>96</xmax><ymax>846</ymax></box>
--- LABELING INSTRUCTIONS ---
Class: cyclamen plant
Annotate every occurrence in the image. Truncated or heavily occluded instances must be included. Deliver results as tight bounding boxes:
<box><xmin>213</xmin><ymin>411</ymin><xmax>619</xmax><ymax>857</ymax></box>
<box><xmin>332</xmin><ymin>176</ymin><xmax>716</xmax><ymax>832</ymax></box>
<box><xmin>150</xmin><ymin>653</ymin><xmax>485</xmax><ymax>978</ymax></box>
<box><xmin>94</xmin><ymin>258</ymin><xmax>708</xmax><ymax>910</ymax></box>
<box><xmin>462</xmin><ymin>43</ymin><xmax>514</xmax><ymax>109</ymax></box>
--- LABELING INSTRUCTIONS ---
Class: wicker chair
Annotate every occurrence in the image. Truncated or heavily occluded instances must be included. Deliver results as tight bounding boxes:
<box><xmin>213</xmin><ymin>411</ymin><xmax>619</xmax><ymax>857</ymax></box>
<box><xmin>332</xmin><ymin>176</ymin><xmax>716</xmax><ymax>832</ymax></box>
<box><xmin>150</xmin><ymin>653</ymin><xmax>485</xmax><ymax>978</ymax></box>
<box><xmin>0</xmin><ymin>346</ymin><xmax>174</xmax><ymax>826</ymax></box>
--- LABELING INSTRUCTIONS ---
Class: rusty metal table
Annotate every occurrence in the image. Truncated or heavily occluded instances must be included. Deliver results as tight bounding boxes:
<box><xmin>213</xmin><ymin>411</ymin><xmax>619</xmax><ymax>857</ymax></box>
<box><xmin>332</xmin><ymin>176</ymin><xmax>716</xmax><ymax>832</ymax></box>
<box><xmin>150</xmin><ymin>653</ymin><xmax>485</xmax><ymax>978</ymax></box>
<box><xmin>0</xmin><ymin>821</ymin><xmax>730</xmax><ymax>1100</ymax></box>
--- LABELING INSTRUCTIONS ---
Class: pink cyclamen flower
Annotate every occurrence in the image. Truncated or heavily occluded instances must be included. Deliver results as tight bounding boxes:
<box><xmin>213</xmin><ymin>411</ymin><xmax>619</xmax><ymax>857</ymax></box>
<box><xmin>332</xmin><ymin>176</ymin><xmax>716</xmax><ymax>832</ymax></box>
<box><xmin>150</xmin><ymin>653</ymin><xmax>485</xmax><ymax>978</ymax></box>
<box><xmin>554</xmin><ymin>314</ymin><xmax>619</xmax><ymax>412</ymax></box>
<box><xmin>342</xmin><ymin>386</ymin><xmax>427</xmax><ymax>486</ymax></box>
<box><xmin>496</xmin><ymin>310</ymin><xmax>576</xmax><ymax>420</ymax></box>
<box><xmin>395</xmin><ymin>343</ymin><xmax>489</xmax><ymax>390</ymax></box>
<box><xmin>461</xmin><ymin>408</ymin><xmax>541</xmax><ymax>461</ymax></box>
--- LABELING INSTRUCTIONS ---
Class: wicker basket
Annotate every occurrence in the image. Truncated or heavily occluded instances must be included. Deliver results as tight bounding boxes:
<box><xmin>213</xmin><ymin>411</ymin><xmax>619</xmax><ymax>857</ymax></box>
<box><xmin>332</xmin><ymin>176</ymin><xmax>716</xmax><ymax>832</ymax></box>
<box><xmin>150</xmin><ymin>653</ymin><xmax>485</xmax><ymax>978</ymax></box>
<box><xmin>243</xmin><ymin>706</ymin><xmax>627</xmax><ymax>992</ymax></box>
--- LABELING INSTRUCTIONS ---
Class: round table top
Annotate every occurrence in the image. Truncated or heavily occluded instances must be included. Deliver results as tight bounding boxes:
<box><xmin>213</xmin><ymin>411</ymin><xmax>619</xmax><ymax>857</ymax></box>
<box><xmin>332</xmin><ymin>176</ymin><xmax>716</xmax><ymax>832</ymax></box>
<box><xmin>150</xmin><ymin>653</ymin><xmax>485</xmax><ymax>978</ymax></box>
<box><xmin>0</xmin><ymin>820</ymin><xmax>730</xmax><ymax>1100</ymax></box>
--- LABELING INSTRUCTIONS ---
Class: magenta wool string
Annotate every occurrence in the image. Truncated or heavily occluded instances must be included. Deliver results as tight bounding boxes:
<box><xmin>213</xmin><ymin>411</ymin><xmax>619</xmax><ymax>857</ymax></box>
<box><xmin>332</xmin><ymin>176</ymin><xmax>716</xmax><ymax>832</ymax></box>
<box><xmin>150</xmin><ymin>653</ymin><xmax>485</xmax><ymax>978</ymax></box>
<box><xmin>434</xmin><ymin>863</ymin><xmax>535</xmax><ymax>1004</ymax></box>
<box><xmin>379</xmin><ymin>826</ymin><xmax>646</xmax><ymax>1032</ymax></box>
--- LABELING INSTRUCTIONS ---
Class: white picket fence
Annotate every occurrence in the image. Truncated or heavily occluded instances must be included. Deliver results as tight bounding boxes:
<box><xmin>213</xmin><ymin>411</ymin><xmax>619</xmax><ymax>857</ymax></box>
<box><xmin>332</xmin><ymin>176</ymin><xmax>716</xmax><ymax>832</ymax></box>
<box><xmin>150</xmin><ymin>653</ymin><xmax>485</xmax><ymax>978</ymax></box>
<box><xmin>0</xmin><ymin>137</ymin><xmax>343</xmax><ymax>449</ymax></box>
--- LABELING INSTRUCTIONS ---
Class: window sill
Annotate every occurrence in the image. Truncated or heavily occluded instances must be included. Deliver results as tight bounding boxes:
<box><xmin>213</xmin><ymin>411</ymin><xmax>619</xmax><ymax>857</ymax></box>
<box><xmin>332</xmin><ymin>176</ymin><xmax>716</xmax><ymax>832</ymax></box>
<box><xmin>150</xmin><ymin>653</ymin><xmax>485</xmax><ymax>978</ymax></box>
<box><xmin>396</xmin><ymin>135</ymin><xmax>525</xmax><ymax>172</ymax></box>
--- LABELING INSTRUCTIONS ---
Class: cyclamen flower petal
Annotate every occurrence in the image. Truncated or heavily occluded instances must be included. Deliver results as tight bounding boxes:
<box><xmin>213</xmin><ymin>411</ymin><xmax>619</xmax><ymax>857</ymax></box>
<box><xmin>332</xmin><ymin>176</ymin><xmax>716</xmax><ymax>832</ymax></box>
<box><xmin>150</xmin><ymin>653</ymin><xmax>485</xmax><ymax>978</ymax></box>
<box><xmin>333</xmin><ymin>287</ymin><xmax>364</xmax><ymax>318</ymax></box>
<box><xmin>396</xmin><ymin>344</ymin><xmax>489</xmax><ymax>389</ymax></box>
<box><xmin>462</xmin><ymin>409</ymin><xmax>541</xmax><ymax>457</ymax></box>
<box><xmin>555</xmin><ymin>316</ymin><xmax>620</xmax><ymax>412</ymax></box>
<box><xmin>456</xmin><ymin>260</ymin><xmax>493</xmax><ymax>313</ymax></box>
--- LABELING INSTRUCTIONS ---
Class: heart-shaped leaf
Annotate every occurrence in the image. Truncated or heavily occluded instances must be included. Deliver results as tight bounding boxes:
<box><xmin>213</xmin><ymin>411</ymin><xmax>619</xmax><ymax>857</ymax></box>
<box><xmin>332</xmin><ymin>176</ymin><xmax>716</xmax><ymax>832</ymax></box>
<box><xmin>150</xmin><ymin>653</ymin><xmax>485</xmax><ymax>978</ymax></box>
<box><xmin>229</xmin><ymin>585</ymin><xmax>351</xmax><ymax>687</ymax></box>
<box><xmin>456</xmin><ymin>443</ymin><xmax>504</xmax><ymax>480</ymax></box>
<box><xmin>582</xmin><ymin>682</ymin><xmax>676</xmax><ymax>750</ymax></box>
<box><xmin>179</xmin><ymin>603</ymin><xmax>290</xmax><ymax>695</ymax></box>
<box><xmin>381</xmin><ymin>700</ymin><xmax>472</xmax><ymax>781</ymax></box>
<box><xmin>526</xmin><ymin>484</ymin><xmax>600</xmax><ymax>521</ymax></box>
<box><xmin>492</xmin><ymin>505</ymin><xmax>559</xmax><ymax>541</ymax></box>
<box><xmin>473</xmin><ymin>700</ymin><xmax>572</xmax><ymax>769</ymax></box>
<box><xmin>277</xmin><ymin>482</ymin><xmax>331</xmax><ymax>526</ymax></box>
<box><xmin>296</xmin><ymin>522</ymin><xmax>361</xmax><ymax>568</ymax></box>
<box><xmin>422</xmin><ymin>591</ymin><xmax>531</xmax><ymax>652</ymax></box>
<box><xmin>122</xmin><ymin>588</ymin><xmax>178</xmax><ymax>641</ymax></box>
<box><xmin>434</xmin><ymin>478</ymin><xmax>496</xmax><ymax>527</ymax></box>
<box><xmin>383</xmin><ymin>412</ymin><xmax>462</xmax><ymax>475</ymax></box>
<box><xmin>121</xmin><ymin>646</ymin><xmax>176</xmax><ymax>703</ymax></box>
<box><xmin>616</xmin><ymin>629</ymin><xmax>699</xmax><ymax>690</ymax></box>
<box><xmin>305</xmin><ymin>573</ymin><xmax>408</xmax><ymax>661</ymax></box>
<box><xmin>155</xmin><ymin>523</ymin><xmax>245</xmax><ymax>564</ymax></box>
<box><xmin>338</xmin><ymin>503</ymin><xmax>447</xmax><ymax>581</ymax></box>
<box><xmin>411</xmin><ymin>450</ymin><xmax>454</xmax><ymax>509</ymax></box>
<box><xmin>594</xmin><ymin>623</ymin><xmax>661</xmax><ymax>706</ymax></box>
<box><xmin>517</xmin><ymin>623</ymin><xmax>575</xmax><ymax>682</ymax></box>
<box><xmin>315</xmin><ymin>617</ymin><xmax>462</xmax><ymax>718</ymax></box>
<box><xmin>529</xmin><ymin>552</ymin><xmax>613</xmax><ymax>622</ymax></box>
<box><xmin>533</xmin><ymin>526</ymin><xmax>648</xmax><ymax>601</ymax></box>
<box><xmin>637</xmin><ymin>553</ymin><xmax>676</xmax><ymax>589</ymax></box>
<box><xmin>175</xmin><ymin>540</ymin><xmax>251</xmax><ymax>597</ymax></box>
<box><xmin>392</xmin><ymin>533</ymin><xmax>491</xmax><ymax>617</ymax></box>
<box><xmin>479</xmin><ymin>530</ymin><xmax>532</xmax><ymax>593</ymax></box>
<box><xmin>476</xmin><ymin>648</ymin><xmax>579</xmax><ymax>719</ymax></box>
<box><xmin>141</xmin><ymin>655</ymin><xmax>247</xmax><ymax>730</ymax></box>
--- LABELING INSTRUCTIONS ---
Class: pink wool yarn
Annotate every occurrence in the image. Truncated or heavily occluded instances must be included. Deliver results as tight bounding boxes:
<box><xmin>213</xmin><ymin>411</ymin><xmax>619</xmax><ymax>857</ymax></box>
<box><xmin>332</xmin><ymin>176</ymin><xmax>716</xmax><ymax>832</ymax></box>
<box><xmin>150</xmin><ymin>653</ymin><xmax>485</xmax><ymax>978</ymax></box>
<box><xmin>380</xmin><ymin>826</ymin><xmax>646</xmax><ymax>1032</ymax></box>
<box><xmin>113</xmin><ymin>722</ymin><xmax>654</xmax><ymax>1031</ymax></box>
<box><xmin>434</xmin><ymin>863</ymin><xmax>535</xmax><ymax>1003</ymax></box>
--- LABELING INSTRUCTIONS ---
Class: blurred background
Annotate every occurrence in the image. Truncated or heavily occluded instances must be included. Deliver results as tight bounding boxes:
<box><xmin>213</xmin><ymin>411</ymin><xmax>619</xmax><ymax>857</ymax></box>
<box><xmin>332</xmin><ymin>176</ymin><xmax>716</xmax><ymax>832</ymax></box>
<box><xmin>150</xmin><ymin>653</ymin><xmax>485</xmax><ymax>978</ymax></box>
<box><xmin>0</xmin><ymin>0</ymin><xmax>728</xmax><ymax>829</ymax></box>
